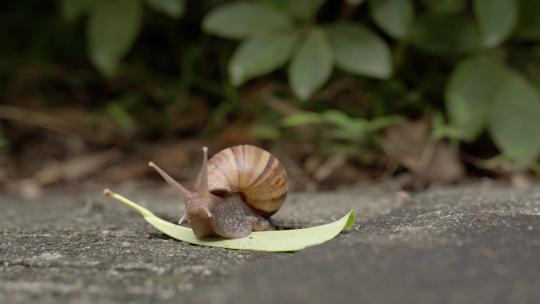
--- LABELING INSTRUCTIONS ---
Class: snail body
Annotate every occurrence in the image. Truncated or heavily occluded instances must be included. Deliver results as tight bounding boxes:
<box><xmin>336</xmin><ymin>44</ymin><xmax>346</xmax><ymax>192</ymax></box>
<box><xmin>149</xmin><ymin>145</ymin><xmax>288</xmax><ymax>239</ymax></box>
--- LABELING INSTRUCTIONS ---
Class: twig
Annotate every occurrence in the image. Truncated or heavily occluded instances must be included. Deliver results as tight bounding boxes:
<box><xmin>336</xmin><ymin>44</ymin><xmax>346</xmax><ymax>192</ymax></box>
<box><xmin>0</xmin><ymin>105</ymin><xmax>96</xmax><ymax>142</ymax></box>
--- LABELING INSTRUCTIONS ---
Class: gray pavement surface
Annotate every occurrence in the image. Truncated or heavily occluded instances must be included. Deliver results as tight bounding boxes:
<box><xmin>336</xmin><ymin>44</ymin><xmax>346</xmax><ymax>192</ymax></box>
<box><xmin>1</xmin><ymin>182</ymin><xmax>540</xmax><ymax>303</ymax></box>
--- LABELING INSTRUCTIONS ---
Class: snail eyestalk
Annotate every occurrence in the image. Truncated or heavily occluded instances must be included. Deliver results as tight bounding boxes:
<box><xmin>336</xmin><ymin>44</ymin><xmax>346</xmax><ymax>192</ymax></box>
<box><xmin>197</xmin><ymin>147</ymin><xmax>211</xmax><ymax>199</ymax></box>
<box><xmin>148</xmin><ymin>161</ymin><xmax>191</xmax><ymax>202</ymax></box>
<box><xmin>177</xmin><ymin>213</ymin><xmax>186</xmax><ymax>225</ymax></box>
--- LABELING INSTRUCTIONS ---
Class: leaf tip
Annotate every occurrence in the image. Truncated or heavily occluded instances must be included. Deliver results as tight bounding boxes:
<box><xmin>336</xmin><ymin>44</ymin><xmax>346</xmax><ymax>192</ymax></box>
<box><xmin>201</xmin><ymin>17</ymin><xmax>212</xmax><ymax>33</ymax></box>
<box><xmin>103</xmin><ymin>188</ymin><xmax>112</xmax><ymax>196</ymax></box>
<box><xmin>294</xmin><ymin>89</ymin><xmax>310</xmax><ymax>101</ymax></box>
<box><xmin>343</xmin><ymin>209</ymin><xmax>356</xmax><ymax>231</ymax></box>
<box><xmin>229</xmin><ymin>65</ymin><xmax>243</xmax><ymax>86</ymax></box>
<box><xmin>378</xmin><ymin>65</ymin><xmax>393</xmax><ymax>79</ymax></box>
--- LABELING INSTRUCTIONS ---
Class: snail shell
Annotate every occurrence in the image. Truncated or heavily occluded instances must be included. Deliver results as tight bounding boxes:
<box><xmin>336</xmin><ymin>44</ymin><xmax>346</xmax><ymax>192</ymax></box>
<box><xmin>199</xmin><ymin>145</ymin><xmax>288</xmax><ymax>216</ymax></box>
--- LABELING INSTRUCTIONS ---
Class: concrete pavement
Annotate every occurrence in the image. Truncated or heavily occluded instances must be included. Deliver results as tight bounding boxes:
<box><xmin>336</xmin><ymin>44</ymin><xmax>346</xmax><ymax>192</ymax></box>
<box><xmin>1</xmin><ymin>182</ymin><xmax>539</xmax><ymax>303</ymax></box>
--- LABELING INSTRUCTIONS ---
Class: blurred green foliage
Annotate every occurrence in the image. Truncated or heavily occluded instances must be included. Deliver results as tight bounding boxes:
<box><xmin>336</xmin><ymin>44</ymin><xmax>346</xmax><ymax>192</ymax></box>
<box><xmin>282</xmin><ymin>111</ymin><xmax>404</xmax><ymax>155</ymax></box>
<box><xmin>61</xmin><ymin>0</ymin><xmax>185</xmax><ymax>75</ymax></box>
<box><xmin>2</xmin><ymin>0</ymin><xmax>540</xmax><ymax>169</ymax></box>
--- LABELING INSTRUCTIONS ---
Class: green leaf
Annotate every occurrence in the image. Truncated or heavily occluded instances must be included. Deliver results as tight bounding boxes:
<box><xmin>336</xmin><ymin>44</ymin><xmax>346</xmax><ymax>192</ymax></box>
<box><xmin>261</xmin><ymin>0</ymin><xmax>324</xmax><ymax>21</ymax></box>
<box><xmin>251</xmin><ymin>125</ymin><xmax>281</xmax><ymax>140</ymax></box>
<box><xmin>228</xmin><ymin>33</ymin><xmax>297</xmax><ymax>86</ymax></box>
<box><xmin>145</xmin><ymin>0</ymin><xmax>185</xmax><ymax>17</ymax></box>
<box><xmin>445</xmin><ymin>56</ymin><xmax>508</xmax><ymax>141</ymax></box>
<box><xmin>282</xmin><ymin>112</ymin><xmax>323</xmax><ymax>127</ymax></box>
<box><xmin>323</xmin><ymin>111</ymin><xmax>368</xmax><ymax>141</ymax></box>
<box><xmin>488</xmin><ymin>72</ymin><xmax>540</xmax><ymax>167</ymax></box>
<box><xmin>288</xmin><ymin>28</ymin><xmax>333</xmax><ymax>100</ymax></box>
<box><xmin>326</xmin><ymin>22</ymin><xmax>392</xmax><ymax>79</ymax></box>
<box><xmin>516</xmin><ymin>0</ymin><xmax>540</xmax><ymax>40</ymax></box>
<box><xmin>323</xmin><ymin>110</ymin><xmax>356</xmax><ymax>130</ymax></box>
<box><xmin>367</xmin><ymin>115</ymin><xmax>405</xmax><ymax>131</ymax></box>
<box><xmin>369</xmin><ymin>0</ymin><xmax>414</xmax><ymax>39</ymax></box>
<box><xmin>106</xmin><ymin>103</ymin><xmax>136</xmax><ymax>131</ymax></box>
<box><xmin>104</xmin><ymin>190</ymin><xmax>355</xmax><ymax>252</ymax></box>
<box><xmin>203</xmin><ymin>2</ymin><xmax>293</xmax><ymax>40</ymax></box>
<box><xmin>419</xmin><ymin>0</ymin><xmax>465</xmax><ymax>14</ymax></box>
<box><xmin>87</xmin><ymin>0</ymin><xmax>142</xmax><ymax>76</ymax></box>
<box><xmin>447</xmin><ymin>57</ymin><xmax>540</xmax><ymax>165</ymax></box>
<box><xmin>408</xmin><ymin>14</ymin><xmax>481</xmax><ymax>55</ymax></box>
<box><xmin>474</xmin><ymin>0</ymin><xmax>517</xmax><ymax>47</ymax></box>
<box><xmin>60</xmin><ymin>0</ymin><xmax>95</xmax><ymax>22</ymax></box>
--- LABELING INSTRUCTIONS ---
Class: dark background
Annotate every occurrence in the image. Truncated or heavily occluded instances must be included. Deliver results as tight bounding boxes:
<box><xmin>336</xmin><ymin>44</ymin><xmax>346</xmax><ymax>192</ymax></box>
<box><xmin>1</xmin><ymin>0</ymin><xmax>539</xmax><ymax>197</ymax></box>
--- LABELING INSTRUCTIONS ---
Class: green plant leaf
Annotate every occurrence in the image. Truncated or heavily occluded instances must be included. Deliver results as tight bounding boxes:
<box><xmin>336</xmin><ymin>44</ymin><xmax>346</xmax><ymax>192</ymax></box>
<box><xmin>369</xmin><ymin>0</ymin><xmax>414</xmax><ymax>39</ymax></box>
<box><xmin>145</xmin><ymin>0</ymin><xmax>185</xmax><ymax>17</ymax></box>
<box><xmin>447</xmin><ymin>56</ymin><xmax>540</xmax><ymax>165</ymax></box>
<box><xmin>228</xmin><ymin>33</ymin><xmax>297</xmax><ymax>86</ymax></box>
<box><xmin>474</xmin><ymin>0</ymin><xmax>516</xmax><ymax>47</ymax></box>
<box><xmin>261</xmin><ymin>0</ymin><xmax>325</xmax><ymax>21</ymax></box>
<box><xmin>60</xmin><ymin>0</ymin><xmax>95</xmax><ymax>22</ymax></box>
<box><xmin>203</xmin><ymin>2</ymin><xmax>293</xmax><ymax>40</ymax></box>
<box><xmin>106</xmin><ymin>102</ymin><xmax>136</xmax><ymax>131</ymax></box>
<box><xmin>419</xmin><ymin>0</ymin><xmax>465</xmax><ymax>14</ymax></box>
<box><xmin>323</xmin><ymin>110</ymin><xmax>356</xmax><ymax>130</ymax></box>
<box><xmin>324</xmin><ymin>111</ymin><xmax>368</xmax><ymax>141</ymax></box>
<box><xmin>104</xmin><ymin>190</ymin><xmax>355</xmax><ymax>252</ymax></box>
<box><xmin>367</xmin><ymin>115</ymin><xmax>405</xmax><ymax>131</ymax></box>
<box><xmin>445</xmin><ymin>56</ymin><xmax>508</xmax><ymax>141</ymax></box>
<box><xmin>251</xmin><ymin>125</ymin><xmax>281</xmax><ymax>140</ymax></box>
<box><xmin>288</xmin><ymin>28</ymin><xmax>333</xmax><ymax>100</ymax></box>
<box><xmin>326</xmin><ymin>22</ymin><xmax>392</xmax><ymax>79</ymax></box>
<box><xmin>282</xmin><ymin>112</ymin><xmax>323</xmax><ymax>127</ymax></box>
<box><xmin>488</xmin><ymin>72</ymin><xmax>540</xmax><ymax>167</ymax></box>
<box><xmin>408</xmin><ymin>14</ymin><xmax>481</xmax><ymax>55</ymax></box>
<box><xmin>87</xmin><ymin>0</ymin><xmax>142</xmax><ymax>76</ymax></box>
<box><xmin>516</xmin><ymin>0</ymin><xmax>540</xmax><ymax>40</ymax></box>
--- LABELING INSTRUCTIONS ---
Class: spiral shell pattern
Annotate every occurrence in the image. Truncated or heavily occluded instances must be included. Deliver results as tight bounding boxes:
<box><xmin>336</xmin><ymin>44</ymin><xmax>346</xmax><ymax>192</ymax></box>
<box><xmin>204</xmin><ymin>145</ymin><xmax>288</xmax><ymax>216</ymax></box>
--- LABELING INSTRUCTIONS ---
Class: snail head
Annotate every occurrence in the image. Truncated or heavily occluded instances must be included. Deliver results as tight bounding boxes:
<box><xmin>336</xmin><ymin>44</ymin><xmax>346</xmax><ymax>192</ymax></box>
<box><xmin>148</xmin><ymin>147</ymin><xmax>215</xmax><ymax>220</ymax></box>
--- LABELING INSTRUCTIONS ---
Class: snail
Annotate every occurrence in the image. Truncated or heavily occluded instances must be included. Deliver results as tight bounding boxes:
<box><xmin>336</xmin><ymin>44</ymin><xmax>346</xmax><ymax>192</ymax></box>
<box><xmin>148</xmin><ymin>145</ymin><xmax>288</xmax><ymax>239</ymax></box>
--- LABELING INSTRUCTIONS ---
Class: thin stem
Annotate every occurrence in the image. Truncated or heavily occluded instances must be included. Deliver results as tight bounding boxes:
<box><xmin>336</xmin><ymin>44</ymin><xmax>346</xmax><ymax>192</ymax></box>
<box><xmin>148</xmin><ymin>161</ymin><xmax>191</xmax><ymax>201</ymax></box>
